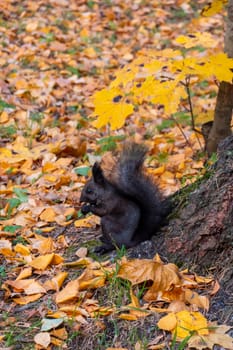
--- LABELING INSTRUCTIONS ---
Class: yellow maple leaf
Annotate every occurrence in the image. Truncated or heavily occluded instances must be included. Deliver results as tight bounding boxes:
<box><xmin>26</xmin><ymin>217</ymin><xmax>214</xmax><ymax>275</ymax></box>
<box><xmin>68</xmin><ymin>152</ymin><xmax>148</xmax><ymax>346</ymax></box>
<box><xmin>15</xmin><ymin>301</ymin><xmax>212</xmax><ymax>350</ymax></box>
<box><xmin>201</xmin><ymin>0</ymin><xmax>228</xmax><ymax>17</ymax></box>
<box><xmin>195</xmin><ymin>111</ymin><xmax>214</xmax><ymax>125</ymax></box>
<box><xmin>78</xmin><ymin>268</ymin><xmax>106</xmax><ymax>290</ymax></box>
<box><xmin>92</xmin><ymin>88</ymin><xmax>134</xmax><ymax>130</ymax></box>
<box><xmin>175</xmin><ymin>32</ymin><xmax>217</xmax><ymax>49</ymax></box>
<box><xmin>150</xmin><ymin>81</ymin><xmax>187</xmax><ymax>115</ymax></box>
<box><xmin>16</xmin><ymin>267</ymin><xmax>32</xmax><ymax>280</ymax></box>
<box><xmin>110</xmin><ymin>64</ymin><xmax>139</xmax><ymax>88</ymax></box>
<box><xmin>14</xmin><ymin>243</ymin><xmax>31</xmax><ymax>256</ymax></box>
<box><xmin>175</xmin><ymin>311</ymin><xmax>209</xmax><ymax>338</ymax></box>
<box><xmin>198</xmin><ymin>53</ymin><xmax>233</xmax><ymax>82</ymax></box>
<box><xmin>158</xmin><ymin>311</ymin><xmax>209</xmax><ymax>339</ymax></box>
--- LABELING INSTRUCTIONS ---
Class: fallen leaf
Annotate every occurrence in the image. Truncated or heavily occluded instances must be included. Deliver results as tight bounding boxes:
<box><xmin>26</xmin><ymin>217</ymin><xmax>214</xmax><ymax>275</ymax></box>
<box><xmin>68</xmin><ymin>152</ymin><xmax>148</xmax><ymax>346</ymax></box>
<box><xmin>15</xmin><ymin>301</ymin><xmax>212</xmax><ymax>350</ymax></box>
<box><xmin>16</xmin><ymin>267</ymin><xmax>32</xmax><ymax>280</ymax></box>
<box><xmin>188</xmin><ymin>323</ymin><xmax>233</xmax><ymax>349</ymax></box>
<box><xmin>75</xmin><ymin>247</ymin><xmax>88</xmax><ymax>258</ymax></box>
<box><xmin>41</xmin><ymin>318</ymin><xmax>64</xmax><ymax>332</ymax></box>
<box><xmin>29</xmin><ymin>253</ymin><xmax>55</xmax><ymax>270</ymax></box>
<box><xmin>34</xmin><ymin>332</ymin><xmax>51</xmax><ymax>347</ymax></box>
<box><xmin>44</xmin><ymin>271</ymin><xmax>68</xmax><ymax>291</ymax></box>
<box><xmin>56</xmin><ymin>279</ymin><xmax>80</xmax><ymax>304</ymax></box>
<box><xmin>157</xmin><ymin>313</ymin><xmax>177</xmax><ymax>331</ymax></box>
<box><xmin>13</xmin><ymin>293</ymin><xmax>43</xmax><ymax>305</ymax></box>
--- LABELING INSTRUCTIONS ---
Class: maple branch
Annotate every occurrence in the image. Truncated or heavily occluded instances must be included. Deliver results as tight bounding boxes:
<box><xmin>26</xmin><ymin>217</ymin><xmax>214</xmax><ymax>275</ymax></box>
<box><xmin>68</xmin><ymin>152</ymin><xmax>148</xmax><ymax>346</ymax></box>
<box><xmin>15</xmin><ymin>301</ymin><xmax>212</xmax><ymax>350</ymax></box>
<box><xmin>185</xmin><ymin>76</ymin><xmax>203</xmax><ymax>150</ymax></box>
<box><xmin>170</xmin><ymin>115</ymin><xmax>193</xmax><ymax>150</ymax></box>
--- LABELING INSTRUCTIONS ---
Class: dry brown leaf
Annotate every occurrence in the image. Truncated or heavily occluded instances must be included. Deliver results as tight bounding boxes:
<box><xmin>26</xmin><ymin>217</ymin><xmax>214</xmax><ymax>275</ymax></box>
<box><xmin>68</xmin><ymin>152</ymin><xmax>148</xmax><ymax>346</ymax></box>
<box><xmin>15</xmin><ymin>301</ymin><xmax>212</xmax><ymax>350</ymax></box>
<box><xmin>50</xmin><ymin>327</ymin><xmax>68</xmax><ymax>340</ymax></box>
<box><xmin>188</xmin><ymin>323</ymin><xmax>233</xmax><ymax>349</ymax></box>
<box><xmin>44</xmin><ymin>272</ymin><xmax>68</xmax><ymax>291</ymax></box>
<box><xmin>58</xmin><ymin>305</ymin><xmax>89</xmax><ymax>317</ymax></box>
<box><xmin>14</xmin><ymin>243</ymin><xmax>31</xmax><ymax>256</ymax></box>
<box><xmin>34</xmin><ymin>332</ymin><xmax>50</xmax><ymax>347</ymax></box>
<box><xmin>24</xmin><ymin>281</ymin><xmax>46</xmax><ymax>295</ymax></box>
<box><xmin>78</xmin><ymin>268</ymin><xmax>107</xmax><ymax>290</ymax></box>
<box><xmin>184</xmin><ymin>289</ymin><xmax>209</xmax><ymax>310</ymax></box>
<box><xmin>40</xmin><ymin>207</ymin><xmax>56</xmax><ymax>222</ymax></box>
<box><xmin>13</xmin><ymin>293</ymin><xmax>43</xmax><ymax>305</ymax></box>
<box><xmin>75</xmin><ymin>247</ymin><xmax>88</xmax><ymax>258</ymax></box>
<box><xmin>167</xmin><ymin>300</ymin><xmax>188</xmax><ymax>312</ymax></box>
<box><xmin>5</xmin><ymin>278</ymin><xmax>35</xmax><ymax>292</ymax></box>
<box><xmin>56</xmin><ymin>279</ymin><xmax>80</xmax><ymax>304</ymax></box>
<box><xmin>16</xmin><ymin>267</ymin><xmax>32</xmax><ymax>280</ymax></box>
<box><xmin>106</xmin><ymin>348</ymin><xmax>128</xmax><ymax>350</ymax></box>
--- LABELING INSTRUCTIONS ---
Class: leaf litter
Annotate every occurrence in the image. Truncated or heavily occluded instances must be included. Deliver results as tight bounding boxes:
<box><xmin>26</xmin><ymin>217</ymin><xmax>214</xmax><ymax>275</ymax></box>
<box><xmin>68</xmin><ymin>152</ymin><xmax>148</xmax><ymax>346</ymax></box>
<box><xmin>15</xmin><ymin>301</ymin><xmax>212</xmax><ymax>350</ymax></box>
<box><xmin>0</xmin><ymin>0</ymin><xmax>232</xmax><ymax>349</ymax></box>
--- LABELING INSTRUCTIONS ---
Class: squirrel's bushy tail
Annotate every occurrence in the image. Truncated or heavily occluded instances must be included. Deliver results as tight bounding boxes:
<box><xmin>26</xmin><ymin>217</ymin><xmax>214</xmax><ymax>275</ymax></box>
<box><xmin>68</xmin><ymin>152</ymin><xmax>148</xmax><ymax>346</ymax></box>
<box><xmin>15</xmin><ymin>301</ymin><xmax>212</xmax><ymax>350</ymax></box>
<box><xmin>114</xmin><ymin>142</ymin><xmax>168</xmax><ymax>241</ymax></box>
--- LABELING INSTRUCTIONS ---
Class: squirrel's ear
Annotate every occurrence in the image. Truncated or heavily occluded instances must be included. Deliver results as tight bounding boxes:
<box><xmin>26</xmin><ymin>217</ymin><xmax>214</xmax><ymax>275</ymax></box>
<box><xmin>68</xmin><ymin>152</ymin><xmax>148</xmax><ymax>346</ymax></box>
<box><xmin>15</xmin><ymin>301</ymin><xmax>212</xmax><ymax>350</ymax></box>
<box><xmin>92</xmin><ymin>162</ymin><xmax>106</xmax><ymax>186</ymax></box>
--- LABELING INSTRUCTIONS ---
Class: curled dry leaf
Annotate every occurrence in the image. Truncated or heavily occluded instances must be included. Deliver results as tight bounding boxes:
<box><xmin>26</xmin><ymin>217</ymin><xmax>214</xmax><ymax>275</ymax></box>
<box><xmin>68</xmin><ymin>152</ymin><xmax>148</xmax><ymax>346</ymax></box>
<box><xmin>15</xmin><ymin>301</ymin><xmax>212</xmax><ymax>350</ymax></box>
<box><xmin>13</xmin><ymin>293</ymin><xmax>43</xmax><ymax>305</ymax></box>
<box><xmin>184</xmin><ymin>289</ymin><xmax>209</xmax><ymax>311</ymax></box>
<box><xmin>118</xmin><ymin>258</ymin><xmax>181</xmax><ymax>288</ymax></box>
<box><xmin>44</xmin><ymin>271</ymin><xmax>68</xmax><ymax>291</ymax></box>
<box><xmin>187</xmin><ymin>323</ymin><xmax>233</xmax><ymax>350</ymax></box>
<box><xmin>75</xmin><ymin>247</ymin><xmax>88</xmax><ymax>258</ymax></box>
<box><xmin>34</xmin><ymin>332</ymin><xmax>51</xmax><ymax>347</ymax></box>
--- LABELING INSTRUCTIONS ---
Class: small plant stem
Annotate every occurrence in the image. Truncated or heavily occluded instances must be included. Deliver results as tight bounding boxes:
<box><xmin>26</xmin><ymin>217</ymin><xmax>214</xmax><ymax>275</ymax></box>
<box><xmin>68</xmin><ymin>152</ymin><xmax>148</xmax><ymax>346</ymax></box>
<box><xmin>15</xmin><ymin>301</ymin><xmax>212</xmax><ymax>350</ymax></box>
<box><xmin>185</xmin><ymin>76</ymin><xmax>204</xmax><ymax>150</ymax></box>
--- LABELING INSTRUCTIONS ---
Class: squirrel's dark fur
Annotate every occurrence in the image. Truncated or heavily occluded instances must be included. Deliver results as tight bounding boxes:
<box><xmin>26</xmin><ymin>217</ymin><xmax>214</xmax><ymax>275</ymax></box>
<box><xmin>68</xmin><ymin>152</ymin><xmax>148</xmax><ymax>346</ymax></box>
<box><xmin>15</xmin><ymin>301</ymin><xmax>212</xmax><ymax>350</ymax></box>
<box><xmin>80</xmin><ymin>142</ymin><xmax>170</xmax><ymax>254</ymax></box>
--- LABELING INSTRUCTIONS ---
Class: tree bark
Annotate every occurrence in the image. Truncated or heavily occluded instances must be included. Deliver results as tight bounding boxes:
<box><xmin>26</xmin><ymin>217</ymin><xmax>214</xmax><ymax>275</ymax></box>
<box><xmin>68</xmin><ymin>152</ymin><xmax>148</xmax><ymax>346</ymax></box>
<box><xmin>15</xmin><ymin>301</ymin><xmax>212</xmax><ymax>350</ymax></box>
<box><xmin>127</xmin><ymin>137</ymin><xmax>233</xmax><ymax>324</ymax></box>
<box><xmin>206</xmin><ymin>0</ymin><xmax>233</xmax><ymax>155</ymax></box>
<box><xmin>163</xmin><ymin>135</ymin><xmax>233</xmax><ymax>268</ymax></box>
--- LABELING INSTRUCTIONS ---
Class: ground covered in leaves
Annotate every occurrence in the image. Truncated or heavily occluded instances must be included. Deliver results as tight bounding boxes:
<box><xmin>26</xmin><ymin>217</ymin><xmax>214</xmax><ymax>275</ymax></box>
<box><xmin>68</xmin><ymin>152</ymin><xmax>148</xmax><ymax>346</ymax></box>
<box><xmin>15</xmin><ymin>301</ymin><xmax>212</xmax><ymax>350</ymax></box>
<box><xmin>0</xmin><ymin>0</ymin><xmax>233</xmax><ymax>349</ymax></box>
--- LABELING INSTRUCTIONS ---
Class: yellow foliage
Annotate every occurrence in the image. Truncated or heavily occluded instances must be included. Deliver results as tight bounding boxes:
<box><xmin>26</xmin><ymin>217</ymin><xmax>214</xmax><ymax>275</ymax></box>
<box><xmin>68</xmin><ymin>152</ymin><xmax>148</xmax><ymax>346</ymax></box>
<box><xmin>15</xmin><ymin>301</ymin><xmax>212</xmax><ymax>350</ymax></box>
<box><xmin>175</xmin><ymin>32</ymin><xmax>217</xmax><ymax>48</ymax></box>
<box><xmin>201</xmin><ymin>0</ymin><xmax>228</xmax><ymax>17</ymax></box>
<box><xmin>92</xmin><ymin>88</ymin><xmax>134</xmax><ymax>130</ymax></box>
<box><xmin>158</xmin><ymin>311</ymin><xmax>209</xmax><ymax>339</ymax></box>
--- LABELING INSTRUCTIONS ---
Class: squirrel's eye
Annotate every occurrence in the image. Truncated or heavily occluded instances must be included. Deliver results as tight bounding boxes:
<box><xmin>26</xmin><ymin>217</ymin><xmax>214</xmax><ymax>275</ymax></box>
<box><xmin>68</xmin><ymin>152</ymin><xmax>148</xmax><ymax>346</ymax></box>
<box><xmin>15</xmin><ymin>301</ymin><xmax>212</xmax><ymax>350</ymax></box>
<box><xmin>86</xmin><ymin>188</ymin><xmax>93</xmax><ymax>194</ymax></box>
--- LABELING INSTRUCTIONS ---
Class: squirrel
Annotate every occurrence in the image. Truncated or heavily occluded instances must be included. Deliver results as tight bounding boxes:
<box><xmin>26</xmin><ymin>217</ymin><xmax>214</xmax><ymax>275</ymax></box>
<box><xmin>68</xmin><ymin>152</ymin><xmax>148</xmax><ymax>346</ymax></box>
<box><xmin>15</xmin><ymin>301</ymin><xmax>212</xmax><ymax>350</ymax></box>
<box><xmin>80</xmin><ymin>142</ymin><xmax>170</xmax><ymax>254</ymax></box>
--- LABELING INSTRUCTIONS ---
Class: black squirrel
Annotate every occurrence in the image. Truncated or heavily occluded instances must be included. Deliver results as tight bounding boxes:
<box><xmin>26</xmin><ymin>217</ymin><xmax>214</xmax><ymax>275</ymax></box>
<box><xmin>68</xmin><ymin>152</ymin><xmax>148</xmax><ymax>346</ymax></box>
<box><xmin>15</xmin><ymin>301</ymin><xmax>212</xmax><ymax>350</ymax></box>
<box><xmin>80</xmin><ymin>142</ymin><xmax>170</xmax><ymax>254</ymax></box>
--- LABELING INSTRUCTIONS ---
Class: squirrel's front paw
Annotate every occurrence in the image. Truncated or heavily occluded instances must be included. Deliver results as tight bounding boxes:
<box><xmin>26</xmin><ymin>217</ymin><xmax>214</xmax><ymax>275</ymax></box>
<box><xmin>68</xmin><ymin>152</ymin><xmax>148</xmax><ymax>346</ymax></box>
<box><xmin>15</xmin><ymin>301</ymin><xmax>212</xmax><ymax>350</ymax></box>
<box><xmin>81</xmin><ymin>204</ymin><xmax>91</xmax><ymax>215</ymax></box>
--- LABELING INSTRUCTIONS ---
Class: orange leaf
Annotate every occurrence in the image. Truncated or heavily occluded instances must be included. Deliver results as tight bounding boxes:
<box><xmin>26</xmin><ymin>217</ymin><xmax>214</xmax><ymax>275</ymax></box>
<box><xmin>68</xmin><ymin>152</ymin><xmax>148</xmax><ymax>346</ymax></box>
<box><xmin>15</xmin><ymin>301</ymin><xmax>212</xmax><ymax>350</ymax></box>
<box><xmin>24</xmin><ymin>281</ymin><xmax>46</xmax><ymax>295</ymax></box>
<box><xmin>13</xmin><ymin>293</ymin><xmax>43</xmax><ymax>305</ymax></box>
<box><xmin>158</xmin><ymin>313</ymin><xmax>177</xmax><ymax>331</ymax></box>
<box><xmin>16</xmin><ymin>267</ymin><xmax>32</xmax><ymax>280</ymax></box>
<box><xmin>44</xmin><ymin>272</ymin><xmax>68</xmax><ymax>291</ymax></box>
<box><xmin>184</xmin><ymin>289</ymin><xmax>209</xmax><ymax>311</ymax></box>
<box><xmin>56</xmin><ymin>279</ymin><xmax>80</xmax><ymax>304</ymax></box>
<box><xmin>29</xmin><ymin>253</ymin><xmax>55</xmax><ymax>270</ymax></box>
<box><xmin>14</xmin><ymin>243</ymin><xmax>31</xmax><ymax>256</ymax></box>
<box><xmin>40</xmin><ymin>207</ymin><xmax>56</xmax><ymax>222</ymax></box>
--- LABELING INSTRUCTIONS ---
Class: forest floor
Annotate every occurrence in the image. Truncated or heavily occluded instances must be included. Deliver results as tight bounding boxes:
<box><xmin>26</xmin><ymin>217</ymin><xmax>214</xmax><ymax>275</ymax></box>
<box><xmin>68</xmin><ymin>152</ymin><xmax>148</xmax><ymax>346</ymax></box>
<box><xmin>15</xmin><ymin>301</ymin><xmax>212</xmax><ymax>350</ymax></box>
<box><xmin>0</xmin><ymin>0</ymin><xmax>232</xmax><ymax>349</ymax></box>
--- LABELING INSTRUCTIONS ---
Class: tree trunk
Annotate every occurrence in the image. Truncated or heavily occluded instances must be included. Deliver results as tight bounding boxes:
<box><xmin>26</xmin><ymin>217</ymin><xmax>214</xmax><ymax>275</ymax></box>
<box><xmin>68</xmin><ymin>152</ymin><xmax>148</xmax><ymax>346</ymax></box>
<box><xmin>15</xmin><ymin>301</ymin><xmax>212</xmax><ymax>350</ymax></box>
<box><xmin>162</xmin><ymin>135</ymin><xmax>233</xmax><ymax>269</ymax></box>
<box><xmin>206</xmin><ymin>0</ymin><xmax>233</xmax><ymax>155</ymax></box>
<box><xmin>156</xmin><ymin>136</ymin><xmax>233</xmax><ymax>324</ymax></box>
